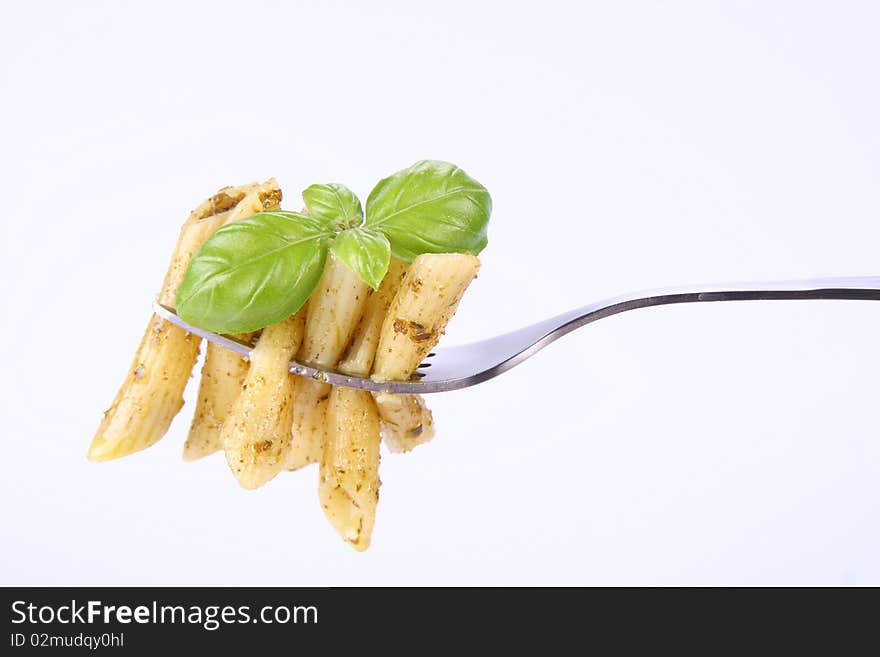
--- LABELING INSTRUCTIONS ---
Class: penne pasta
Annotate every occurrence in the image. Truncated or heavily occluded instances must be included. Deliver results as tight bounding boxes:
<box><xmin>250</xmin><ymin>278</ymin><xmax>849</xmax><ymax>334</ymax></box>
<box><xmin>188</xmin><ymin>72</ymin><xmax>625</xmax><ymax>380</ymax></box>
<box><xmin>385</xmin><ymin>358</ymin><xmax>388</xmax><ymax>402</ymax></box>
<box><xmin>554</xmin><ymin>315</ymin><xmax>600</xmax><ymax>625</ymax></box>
<box><xmin>316</xmin><ymin>261</ymin><xmax>410</xmax><ymax>547</ymax></box>
<box><xmin>287</xmin><ymin>254</ymin><xmax>371</xmax><ymax>470</ymax></box>
<box><xmin>183</xmin><ymin>189</ymin><xmax>281</xmax><ymax>460</ymax></box>
<box><xmin>374</xmin><ymin>392</ymin><xmax>435</xmax><ymax>453</ymax></box>
<box><xmin>337</xmin><ymin>258</ymin><xmax>408</xmax><ymax>377</ymax></box>
<box><xmin>320</xmin><ymin>387</ymin><xmax>381</xmax><ymax>550</ymax></box>
<box><xmin>372</xmin><ymin>253</ymin><xmax>480</xmax><ymax>381</ymax></box>
<box><xmin>368</xmin><ymin>253</ymin><xmax>478</xmax><ymax>452</ymax></box>
<box><xmin>287</xmin><ymin>377</ymin><xmax>331</xmax><ymax>470</ymax></box>
<box><xmin>222</xmin><ymin>309</ymin><xmax>306</xmax><ymax>489</ymax></box>
<box><xmin>338</xmin><ymin>257</ymin><xmax>437</xmax><ymax>453</ymax></box>
<box><xmin>88</xmin><ymin>180</ymin><xmax>281</xmax><ymax>461</ymax></box>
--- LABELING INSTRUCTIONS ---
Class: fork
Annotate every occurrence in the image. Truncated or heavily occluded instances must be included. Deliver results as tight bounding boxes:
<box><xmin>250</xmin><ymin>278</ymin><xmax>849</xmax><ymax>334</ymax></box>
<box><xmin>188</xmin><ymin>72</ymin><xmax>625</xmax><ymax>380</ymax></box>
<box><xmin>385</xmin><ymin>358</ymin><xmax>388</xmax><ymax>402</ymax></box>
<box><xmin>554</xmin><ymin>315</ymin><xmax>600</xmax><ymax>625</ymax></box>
<box><xmin>153</xmin><ymin>276</ymin><xmax>880</xmax><ymax>394</ymax></box>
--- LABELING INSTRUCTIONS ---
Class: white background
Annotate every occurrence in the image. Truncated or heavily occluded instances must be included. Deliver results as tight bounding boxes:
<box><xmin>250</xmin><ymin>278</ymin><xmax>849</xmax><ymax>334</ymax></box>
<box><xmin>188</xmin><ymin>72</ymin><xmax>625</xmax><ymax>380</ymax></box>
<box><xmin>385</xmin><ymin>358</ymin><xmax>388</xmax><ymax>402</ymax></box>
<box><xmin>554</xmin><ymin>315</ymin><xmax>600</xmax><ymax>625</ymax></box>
<box><xmin>1</xmin><ymin>1</ymin><xmax>878</xmax><ymax>585</ymax></box>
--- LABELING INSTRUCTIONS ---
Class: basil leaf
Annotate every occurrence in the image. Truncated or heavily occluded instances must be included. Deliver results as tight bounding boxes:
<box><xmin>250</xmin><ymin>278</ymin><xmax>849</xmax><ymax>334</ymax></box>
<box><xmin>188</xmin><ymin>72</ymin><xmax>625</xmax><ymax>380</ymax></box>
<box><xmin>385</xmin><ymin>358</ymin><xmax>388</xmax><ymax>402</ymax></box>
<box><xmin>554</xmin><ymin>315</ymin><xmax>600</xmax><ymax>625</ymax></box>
<box><xmin>176</xmin><ymin>211</ymin><xmax>331</xmax><ymax>333</ymax></box>
<box><xmin>302</xmin><ymin>183</ymin><xmax>363</xmax><ymax>230</ymax></box>
<box><xmin>365</xmin><ymin>160</ymin><xmax>491</xmax><ymax>262</ymax></box>
<box><xmin>329</xmin><ymin>227</ymin><xmax>391</xmax><ymax>290</ymax></box>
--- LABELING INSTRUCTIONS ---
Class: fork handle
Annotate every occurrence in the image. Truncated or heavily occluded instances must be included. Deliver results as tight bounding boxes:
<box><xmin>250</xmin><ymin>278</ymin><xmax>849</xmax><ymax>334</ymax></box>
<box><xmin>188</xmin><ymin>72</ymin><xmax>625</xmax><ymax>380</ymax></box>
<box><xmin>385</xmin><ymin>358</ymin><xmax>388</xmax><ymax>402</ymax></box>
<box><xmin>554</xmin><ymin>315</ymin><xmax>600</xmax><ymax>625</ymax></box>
<box><xmin>551</xmin><ymin>276</ymin><xmax>880</xmax><ymax>338</ymax></box>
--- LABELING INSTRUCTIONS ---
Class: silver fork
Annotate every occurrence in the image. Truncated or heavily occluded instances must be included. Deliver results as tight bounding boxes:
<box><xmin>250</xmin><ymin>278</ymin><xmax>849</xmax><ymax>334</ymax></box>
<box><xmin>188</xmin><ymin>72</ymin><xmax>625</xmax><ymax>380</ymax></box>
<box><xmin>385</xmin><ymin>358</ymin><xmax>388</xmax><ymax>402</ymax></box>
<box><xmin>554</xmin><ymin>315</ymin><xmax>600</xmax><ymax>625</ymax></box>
<box><xmin>154</xmin><ymin>275</ymin><xmax>880</xmax><ymax>394</ymax></box>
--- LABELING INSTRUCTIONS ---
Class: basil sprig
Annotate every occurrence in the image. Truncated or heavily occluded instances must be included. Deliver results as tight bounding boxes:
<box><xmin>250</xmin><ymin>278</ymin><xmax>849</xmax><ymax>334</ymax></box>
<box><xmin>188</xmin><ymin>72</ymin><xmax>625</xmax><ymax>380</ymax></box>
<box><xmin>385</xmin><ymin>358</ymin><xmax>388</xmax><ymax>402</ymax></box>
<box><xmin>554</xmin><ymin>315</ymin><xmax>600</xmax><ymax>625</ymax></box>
<box><xmin>176</xmin><ymin>160</ymin><xmax>491</xmax><ymax>333</ymax></box>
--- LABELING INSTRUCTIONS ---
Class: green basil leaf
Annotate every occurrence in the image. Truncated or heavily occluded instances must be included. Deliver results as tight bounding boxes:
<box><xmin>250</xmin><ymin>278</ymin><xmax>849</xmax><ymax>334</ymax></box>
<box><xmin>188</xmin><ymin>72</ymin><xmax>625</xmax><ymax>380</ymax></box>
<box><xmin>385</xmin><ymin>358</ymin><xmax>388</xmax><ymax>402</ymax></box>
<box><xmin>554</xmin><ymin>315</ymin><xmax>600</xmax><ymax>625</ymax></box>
<box><xmin>302</xmin><ymin>183</ymin><xmax>363</xmax><ymax>230</ymax></box>
<box><xmin>176</xmin><ymin>211</ymin><xmax>332</xmax><ymax>333</ymax></box>
<box><xmin>365</xmin><ymin>160</ymin><xmax>491</xmax><ymax>262</ymax></box>
<box><xmin>329</xmin><ymin>227</ymin><xmax>391</xmax><ymax>290</ymax></box>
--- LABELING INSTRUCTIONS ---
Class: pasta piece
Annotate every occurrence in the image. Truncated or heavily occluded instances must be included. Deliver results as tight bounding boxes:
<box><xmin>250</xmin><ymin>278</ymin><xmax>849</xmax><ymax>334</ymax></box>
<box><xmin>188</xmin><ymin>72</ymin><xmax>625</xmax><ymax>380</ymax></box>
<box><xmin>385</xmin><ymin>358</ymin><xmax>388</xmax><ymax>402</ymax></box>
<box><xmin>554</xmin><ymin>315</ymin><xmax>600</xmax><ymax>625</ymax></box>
<box><xmin>287</xmin><ymin>254</ymin><xmax>371</xmax><ymax>470</ymax></box>
<box><xmin>337</xmin><ymin>258</ymin><xmax>408</xmax><ymax>376</ymax></box>
<box><xmin>222</xmin><ymin>309</ymin><xmax>306</xmax><ymax>489</ymax></box>
<box><xmin>184</xmin><ymin>188</ymin><xmax>280</xmax><ymax>460</ymax></box>
<box><xmin>182</xmin><ymin>344</ymin><xmax>251</xmax><ymax>461</ymax></box>
<box><xmin>369</xmin><ymin>253</ymin><xmax>478</xmax><ymax>444</ymax></box>
<box><xmin>337</xmin><ymin>258</ymin><xmax>436</xmax><ymax>452</ymax></box>
<box><xmin>374</xmin><ymin>392</ymin><xmax>435</xmax><ymax>453</ymax></box>
<box><xmin>287</xmin><ymin>377</ymin><xmax>331</xmax><ymax>469</ymax></box>
<box><xmin>317</xmin><ymin>262</ymin><xmax>408</xmax><ymax>548</ymax></box>
<box><xmin>320</xmin><ymin>387</ymin><xmax>381</xmax><ymax>550</ymax></box>
<box><xmin>372</xmin><ymin>253</ymin><xmax>480</xmax><ymax>381</ymax></box>
<box><xmin>88</xmin><ymin>180</ymin><xmax>281</xmax><ymax>461</ymax></box>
